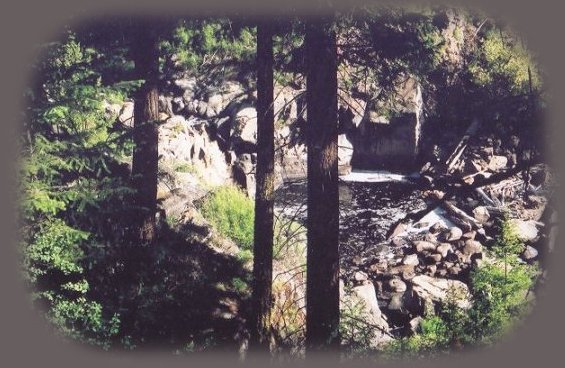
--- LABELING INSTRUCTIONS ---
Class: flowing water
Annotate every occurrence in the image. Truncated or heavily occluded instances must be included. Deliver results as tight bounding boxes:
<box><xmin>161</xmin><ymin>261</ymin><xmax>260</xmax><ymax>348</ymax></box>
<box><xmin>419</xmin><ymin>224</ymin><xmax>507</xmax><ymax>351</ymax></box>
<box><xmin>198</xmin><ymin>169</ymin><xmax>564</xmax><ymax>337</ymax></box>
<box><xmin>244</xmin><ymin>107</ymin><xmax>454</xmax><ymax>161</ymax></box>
<box><xmin>274</xmin><ymin>171</ymin><xmax>427</xmax><ymax>276</ymax></box>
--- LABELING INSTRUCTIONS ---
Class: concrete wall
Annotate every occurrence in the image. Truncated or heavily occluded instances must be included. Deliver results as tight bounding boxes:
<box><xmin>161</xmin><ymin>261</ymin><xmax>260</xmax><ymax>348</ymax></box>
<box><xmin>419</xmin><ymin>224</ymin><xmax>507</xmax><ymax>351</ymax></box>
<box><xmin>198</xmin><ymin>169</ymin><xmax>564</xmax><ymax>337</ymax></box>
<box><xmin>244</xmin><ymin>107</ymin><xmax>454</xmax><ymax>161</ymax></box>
<box><xmin>350</xmin><ymin>112</ymin><xmax>422</xmax><ymax>172</ymax></box>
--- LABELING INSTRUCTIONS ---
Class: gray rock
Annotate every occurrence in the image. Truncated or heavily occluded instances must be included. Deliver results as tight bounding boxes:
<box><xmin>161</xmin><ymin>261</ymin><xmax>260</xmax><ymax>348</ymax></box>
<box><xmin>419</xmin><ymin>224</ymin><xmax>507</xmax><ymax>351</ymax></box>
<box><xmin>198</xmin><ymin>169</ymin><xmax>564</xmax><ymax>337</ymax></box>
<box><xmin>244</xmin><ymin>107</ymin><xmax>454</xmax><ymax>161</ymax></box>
<box><xmin>462</xmin><ymin>231</ymin><xmax>476</xmax><ymax>240</ymax></box>
<box><xmin>444</xmin><ymin>252</ymin><xmax>459</xmax><ymax>263</ymax></box>
<box><xmin>436</xmin><ymin>269</ymin><xmax>448</xmax><ymax>278</ymax></box>
<box><xmin>413</xmin><ymin>240</ymin><xmax>437</xmax><ymax>253</ymax></box>
<box><xmin>387</xmin><ymin>278</ymin><xmax>407</xmax><ymax>293</ymax></box>
<box><xmin>388</xmin><ymin>294</ymin><xmax>404</xmax><ymax>311</ymax></box>
<box><xmin>425</xmin><ymin>254</ymin><xmax>442</xmax><ymax>264</ymax></box>
<box><xmin>509</xmin><ymin>219</ymin><xmax>539</xmax><ymax>242</ymax></box>
<box><xmin>174</xmin><ymin>77</ymin><xmax>197</xmax><ymax>91</ymax></box>
<box><xmin>172</xmin><ymin>96</ymin><xmax>185</xmax><ymax>113</ymax></box>
<box><xmin>401</xmin><ymin>268</ymin><xmax>416</xmax><ymax>281</ymax></box>
<box><xmin>448</xmin><ymin>265</ymin><xmax>463</xmax><ymax>276</ymax></box>
<box><xmin>436</xmin><ymin>243</ymin><xmax>453</xmax><ymax>258</ymax></box>
<box><xmin>354</xmin><ymin>271</ymin><xmax>369</xmax><ymax>282</ymax></box>
<box><xmin>473</xmin><ymin>206</ymin><xmax>491</xmax><ymax>224</ymax></box>
<box><xmin>426</xmin><ymin>264</ymin><xmax>437</xmax><ymax>276</ymax></box>
<box><xmin>522</xmin><ymin>245</ymin><xmax>539</xmax><ymax>261</ymax></box>
<box><xmin>390</xmin><ymin>222</ymin><xmax>408</xmax><ymax>239</ymax></box>
<box><xmin>409</xmin><ymin>275</ymin><xmax>471</xmax><ymax>310</ymax></box>
<box><xmin>402</xmin><ymin>254</ymin><xmax>419</xmax><ymax>266</ymax></box>
<box><xmin>118</xmin><ymin>101</ymin><xmax>134</xmax><ymax>127</ymax></box>
<box><xmin>430</xmin><ymin>222</ymin><xmax>447</xmax><ymax>234</ymax></box>
<box><xmin>488</xmin><ymin>155</ymin><xmax>508</xmax><ymax>171</ymax></box>
<box><xmin>445</xmin><ymin>226</ymin><xmax>463</xmax><ymax>241</ymax></box>
<box><xmin>409</xmin><ymin>316</ymin><xmax>423</xmax><ymax>334</ymax></box>
<box><xmin>424</xmin><ymin>232</ymin><xmax>438</xmax><ymax>243</ymax></box>
<box><xmin>347</xmin><ymin>283</ymin><xmax>392</xmax><ymax>346</ymax></box>
<box><xmin>231</xmin><ymin>107</ymin><xmax>257</xmax><ymax>146</ymax></box>
<box><xmin>463</xmin><ymin>240</ymin><xmax>483</xmax><ymax>255</ymax></box>
<box><xmin>232</xmin><ymin>153</ymin><xmax>256</xmax><ymax>198</ymax></box>
<box><xmin>338</xmin><ymin>134</ymin><xmax>354</xmax><ymax>175</ymax></box>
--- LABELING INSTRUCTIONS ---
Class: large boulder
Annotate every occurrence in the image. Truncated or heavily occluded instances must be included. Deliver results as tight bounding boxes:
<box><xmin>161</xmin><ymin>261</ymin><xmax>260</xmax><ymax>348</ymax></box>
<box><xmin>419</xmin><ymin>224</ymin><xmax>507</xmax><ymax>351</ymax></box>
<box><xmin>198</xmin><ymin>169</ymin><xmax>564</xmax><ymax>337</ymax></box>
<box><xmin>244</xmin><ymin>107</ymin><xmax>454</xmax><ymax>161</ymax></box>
<box><xmin>158</xmin><ymin>116</ymin><xmax>230</xmax><ymax>186</ymax></box>
<box><xmin>407</xmin><ymin>275</ymin><xmax>471</xmax><ymax>313</ymax></box>
<box><xmin>473</xmin><ymin>206</ymin><xmax>491</xmax><ymax>224</ymax></box>
<box><xmin>462</xmin><ymin>240</ymin><xmax>483</xmax><ymax>255</ymax></box>
<box><xmin>508</xmin><ymin>219</ymin><xmax>539</xmax><ymax>242</ymax></box>
<box><xmin>444</xmin><ymin>226</ymin><xmax>463</xmax><ymax>241</ymax></box>
<box><xmin>522</xmin><ymin>245</ymin><xmax>539</xmax><ymax>261</ymax></box>
<box><xmin>274</xmin><ymin>85</ymin><xmax>299</xmax><ymax>122</ymax></box>
<box><xmin>205</xmin><ymin>81</ymin><xmax>246</xmax><ymax>117</ymax></box>
<box><xmin>231</xmin><ymin>107</ymin><xmax>258</xmax><ymax>148</ymax></box>
<box><xmin>413</xmin><ymin>240</ymin><xmax>437</xmax><ymax>253</ymax></box>
<box><xmin>344</xmin><ymin>282</ymin><xmax>392</xmax><ymax>347</ymax></box>
<box><xmin>232</xmin><ymin>153</ymin><xmax>256</xmax><ymax>198</ymax></box>
<box><xmin>118</xmin><ymin>101</ymin><xmax>134</xmax><ymax>127</ymax></box>
<box><xmin>402</xmin><ymin>254</ymin><xmax>419</xmax><ymax>266</ymax></box>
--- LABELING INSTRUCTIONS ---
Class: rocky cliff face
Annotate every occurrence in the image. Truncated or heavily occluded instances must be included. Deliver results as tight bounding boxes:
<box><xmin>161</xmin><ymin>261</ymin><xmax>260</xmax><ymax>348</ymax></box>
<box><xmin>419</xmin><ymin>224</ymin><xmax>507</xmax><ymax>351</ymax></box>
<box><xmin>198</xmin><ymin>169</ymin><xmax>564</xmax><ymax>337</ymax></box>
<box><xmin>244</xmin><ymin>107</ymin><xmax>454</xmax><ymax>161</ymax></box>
<box><xmin>115</xmin><ymin>72</ymin><xmax>425</xmax><ymax>199</ymax></box>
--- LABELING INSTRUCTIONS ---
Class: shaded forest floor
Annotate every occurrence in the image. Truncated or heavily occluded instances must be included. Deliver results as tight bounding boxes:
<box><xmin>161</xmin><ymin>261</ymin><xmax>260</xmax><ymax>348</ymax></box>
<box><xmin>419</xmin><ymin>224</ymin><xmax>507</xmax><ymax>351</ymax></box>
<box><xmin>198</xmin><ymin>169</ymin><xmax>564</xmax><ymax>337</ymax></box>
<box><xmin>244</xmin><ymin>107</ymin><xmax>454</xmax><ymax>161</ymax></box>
<box><xmin>83</xmin><ymin>223</ymin><xmax>251</xmax><ymax>354</ymax></box>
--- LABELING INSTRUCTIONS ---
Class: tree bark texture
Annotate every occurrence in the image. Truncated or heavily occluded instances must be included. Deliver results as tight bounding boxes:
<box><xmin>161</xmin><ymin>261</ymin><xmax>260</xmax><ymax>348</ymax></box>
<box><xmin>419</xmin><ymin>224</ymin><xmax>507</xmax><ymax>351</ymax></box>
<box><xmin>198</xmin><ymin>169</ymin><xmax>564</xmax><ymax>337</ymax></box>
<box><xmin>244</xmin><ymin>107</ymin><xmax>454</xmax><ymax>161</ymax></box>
<box><xmin>305</xmin><ymin>19</ymin><xmax>340</xmax><ymax>352</ymax></box>
<box><xmin>131</xmin><ymin>24</ymin><xmax>160</xmax><ymax>244</ymax></box>
<box><xmin>250</xmin><ymin>23</ymin><xmax>276</xmax><ymax>353</ymax></box>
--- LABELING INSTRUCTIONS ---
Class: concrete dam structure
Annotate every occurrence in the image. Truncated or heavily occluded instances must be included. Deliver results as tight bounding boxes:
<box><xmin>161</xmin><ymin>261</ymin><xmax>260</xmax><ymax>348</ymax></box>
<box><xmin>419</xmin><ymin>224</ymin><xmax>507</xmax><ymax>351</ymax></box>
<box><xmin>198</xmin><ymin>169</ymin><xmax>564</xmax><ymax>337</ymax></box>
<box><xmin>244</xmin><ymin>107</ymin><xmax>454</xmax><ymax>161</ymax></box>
<box><xmin>339</xmin><ymin>77</ymin><xmax>424</xmax><ymax>174</ymax></box>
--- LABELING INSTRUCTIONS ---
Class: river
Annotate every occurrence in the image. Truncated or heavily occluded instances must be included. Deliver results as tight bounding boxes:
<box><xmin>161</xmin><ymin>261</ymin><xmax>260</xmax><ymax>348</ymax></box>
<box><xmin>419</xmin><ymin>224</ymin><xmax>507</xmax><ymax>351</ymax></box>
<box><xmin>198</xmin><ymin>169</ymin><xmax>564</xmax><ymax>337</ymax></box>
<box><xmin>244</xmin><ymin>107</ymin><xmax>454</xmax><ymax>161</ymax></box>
<box><xmin>274</xmin><ymin>171</ymin><xmax>427</xmax><ymax>278</ymax></box>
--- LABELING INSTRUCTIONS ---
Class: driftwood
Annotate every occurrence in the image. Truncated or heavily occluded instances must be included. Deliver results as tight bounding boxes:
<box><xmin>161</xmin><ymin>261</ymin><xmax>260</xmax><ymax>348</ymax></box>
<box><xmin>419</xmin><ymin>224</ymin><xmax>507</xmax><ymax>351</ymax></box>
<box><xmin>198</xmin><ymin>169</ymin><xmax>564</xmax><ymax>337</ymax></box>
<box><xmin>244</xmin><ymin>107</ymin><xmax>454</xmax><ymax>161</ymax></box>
<box><xmin>444</xmin><ymin>213</ymin><xmax>472</xmax><ymax>233</ymax></box>
<box><xmin>483</xmin><ymin>206</ymin><xmax>507</xmax><ymax>216</ymax></box>
<box><xmin>476</xmin><ymin>187</ymin><xmax>497</xmax><ymax>207</ymax></box>
<box><xmin>442</xmin><ymin>201</ymin><xmax>481</xmax><ymax>230</ymax></box>
<box><xmin>387</xmin><ymin>160</ymin><xmax>540</xmax><ymax>240</ymax></box>
<box><xmin>445</xmin><ymin>118</ymin><xmax>482</xmax><ymax>174</ymax></box>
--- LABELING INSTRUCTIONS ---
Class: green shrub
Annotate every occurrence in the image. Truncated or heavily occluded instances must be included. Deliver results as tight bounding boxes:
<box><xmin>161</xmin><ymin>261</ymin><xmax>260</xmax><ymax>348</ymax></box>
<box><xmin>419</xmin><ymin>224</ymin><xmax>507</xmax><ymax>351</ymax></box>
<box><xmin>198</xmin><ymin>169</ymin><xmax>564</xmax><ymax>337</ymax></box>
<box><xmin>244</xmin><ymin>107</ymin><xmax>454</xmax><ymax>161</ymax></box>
<box><xmin>383</xmin><ymin>316</ymin><xmax>450</xmax><ymax>359</ymax></box>
<box><xmin>24</xmin><ymin>219</ymin><xmax>120</xmax><ymax>349</ymax></box>
<box><xmin>383</xmin><ymin>218</ymin><xmax>538</xmax><ymax>359</ymax></box>
<box><xmin>200</xmin><ymin>185</ymin><xmax>254</xmax><ymax>250</ymax></box>
<box><xmin>467</xmin><ymin>258</ymin><xmax>536</xmax><ymax>344</ymax></box>
<box><xmin>469</xmin><ymin>29</ymin><xmax>541</xmax><ymax>94</ymax></box>
<box><xmin>174</xmin><ymin>162</ymin><xmax>196</xmax><ymax>174</ymax></box>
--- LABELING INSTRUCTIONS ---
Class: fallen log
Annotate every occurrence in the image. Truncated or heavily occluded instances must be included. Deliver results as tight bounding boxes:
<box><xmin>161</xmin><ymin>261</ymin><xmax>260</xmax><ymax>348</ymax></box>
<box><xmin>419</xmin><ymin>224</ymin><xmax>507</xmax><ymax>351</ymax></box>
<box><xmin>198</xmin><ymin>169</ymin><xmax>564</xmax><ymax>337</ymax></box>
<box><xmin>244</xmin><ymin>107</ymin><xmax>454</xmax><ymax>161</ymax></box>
<box><xmin>483</xmin><ymin>206</ymin><xmax>507</xmax><ymax>216</ymax></box>
<box><xmin>387</xmin><ymin>160</ymin><xmax>540</xmax><ymax>241</ymax></box>
<box><xmin>445</xmin><ymin>118</ymin><xmax>482</xmax><ymax>174</ymax></box>
<box><xmin>476</xmin><ymin>187</ymin><xmax>497</xmax><ymax>207</ymax></box>
<box><xmin>444</xmin><ymin>214</ymin><xmax>472</xmax><ymax>233</ymax></box>
<box><xmin>442</xmin><ymin>201</ymin><xmax>482</xmax><ymax>229</ymax></box>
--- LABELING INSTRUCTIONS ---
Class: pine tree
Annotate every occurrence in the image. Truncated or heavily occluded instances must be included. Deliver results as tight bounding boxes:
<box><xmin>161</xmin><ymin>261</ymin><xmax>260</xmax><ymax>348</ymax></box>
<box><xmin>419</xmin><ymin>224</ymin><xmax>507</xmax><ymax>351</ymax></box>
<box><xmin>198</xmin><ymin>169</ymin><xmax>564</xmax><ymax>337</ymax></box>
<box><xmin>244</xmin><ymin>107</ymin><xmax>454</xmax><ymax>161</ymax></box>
<box><xmin>305</xmin><ymin>18</ymin><xmax>340</xmax><ymax>352</ymax></box>
<box><xmin>250</xmin><ymin>22</ymin><xmax>276</xmax><ymax>353</ymax></box>
<box><xmin>130</xmin><ymin>23</ymin><xmax>160</xmax><ymax>244</ymax></box>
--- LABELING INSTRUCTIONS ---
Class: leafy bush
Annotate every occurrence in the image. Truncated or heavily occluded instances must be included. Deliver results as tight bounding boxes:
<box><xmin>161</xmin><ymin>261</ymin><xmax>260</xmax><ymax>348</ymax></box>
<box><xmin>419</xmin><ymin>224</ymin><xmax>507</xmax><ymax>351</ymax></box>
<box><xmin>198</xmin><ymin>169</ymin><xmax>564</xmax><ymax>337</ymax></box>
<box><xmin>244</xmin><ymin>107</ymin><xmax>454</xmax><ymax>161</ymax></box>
<box><xmin>467</xmin><ymin>219</ymin><xmax>538</xmax><ymax>345</ymax></box>
<box><xmin>383</xmin><ymin>316</ymin><xmax>450</xmax><ymax>359</ymax></box>
<box><xmin>21</xmin><ymin>32</ymin><xmax>137</xmax><ymax>349</ymax></box>
<box><xmin>200</xmin><ymin>185</ymin><xmax>255</xmax><ymax>250</ymax></box>
<box><xmin>469</xmin><ymin>29</ymin><xmax>541</xmax><ymax>95</ymax></box>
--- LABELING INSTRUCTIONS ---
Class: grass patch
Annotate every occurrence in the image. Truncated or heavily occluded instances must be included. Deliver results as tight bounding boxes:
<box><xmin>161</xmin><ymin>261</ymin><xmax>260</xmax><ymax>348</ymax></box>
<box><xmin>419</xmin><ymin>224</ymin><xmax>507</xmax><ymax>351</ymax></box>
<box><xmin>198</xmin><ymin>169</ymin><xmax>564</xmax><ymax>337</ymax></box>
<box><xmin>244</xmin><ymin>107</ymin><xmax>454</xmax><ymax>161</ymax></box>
<box><xmin>174</xmin><ymin>162</ymin><xmax>197</xmax><ymax>174</ymax></box>
<box><xmin>200</xmin><ymin>185</ymin><xmax>254</xmax><ymax>251</ymax></box>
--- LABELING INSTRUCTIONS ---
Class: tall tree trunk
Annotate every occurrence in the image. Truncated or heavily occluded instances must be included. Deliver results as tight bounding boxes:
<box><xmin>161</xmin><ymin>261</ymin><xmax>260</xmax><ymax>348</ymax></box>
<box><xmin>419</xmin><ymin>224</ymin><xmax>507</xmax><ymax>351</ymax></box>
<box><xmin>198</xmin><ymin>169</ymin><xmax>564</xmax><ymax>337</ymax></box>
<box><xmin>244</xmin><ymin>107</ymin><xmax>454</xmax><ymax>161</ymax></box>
<box><xmin>130</xmin><ymin>24</ymin><xmax>160</xmax><ymax>244</ymax></box>
<box><xmin>305</xmin><ymin>19</ymin><xmax>340</xmax><ymax>352</ymax></box>
<box><xmin>250</xmin><ymin>22</ymin><xmax>275</xmax><ymax>353</ymax></box>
